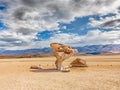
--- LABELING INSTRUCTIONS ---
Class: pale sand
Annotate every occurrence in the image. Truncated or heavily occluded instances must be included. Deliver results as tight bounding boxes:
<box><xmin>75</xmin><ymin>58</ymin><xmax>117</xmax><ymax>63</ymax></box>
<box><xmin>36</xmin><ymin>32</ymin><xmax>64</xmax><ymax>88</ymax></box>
<box><xmin>0</xmin><ymin>55</ymin><xmax>120</xmax><ymax>90</ymax></box>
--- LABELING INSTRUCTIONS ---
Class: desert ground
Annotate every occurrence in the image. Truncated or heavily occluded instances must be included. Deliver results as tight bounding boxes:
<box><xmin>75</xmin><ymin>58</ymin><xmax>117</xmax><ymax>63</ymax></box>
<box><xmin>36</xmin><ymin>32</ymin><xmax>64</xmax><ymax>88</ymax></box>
<box><xmin>0</xmin><ymin>54</ymin><xmax>120</xmax><ymax>90</ymax></box>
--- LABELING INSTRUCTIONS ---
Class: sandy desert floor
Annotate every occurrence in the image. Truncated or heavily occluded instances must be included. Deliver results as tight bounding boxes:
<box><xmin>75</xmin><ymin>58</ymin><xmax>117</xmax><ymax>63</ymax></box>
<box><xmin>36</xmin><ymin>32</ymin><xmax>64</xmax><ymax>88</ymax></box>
<box><xmin>0</xmin><ymin>54</ymin><xmax>120</xmax><ymax>90</ymax></box>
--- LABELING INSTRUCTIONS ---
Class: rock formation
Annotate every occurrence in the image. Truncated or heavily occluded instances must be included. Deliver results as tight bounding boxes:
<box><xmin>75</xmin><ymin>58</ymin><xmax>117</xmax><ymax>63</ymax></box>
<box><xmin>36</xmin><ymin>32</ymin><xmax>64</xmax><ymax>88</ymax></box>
<box><xmin>70</xmin><ymin>58</ymin><xmax>87</xmax><ymax>67</ymax></box>
<box><xmin>50</xmin><ymin>43</ymin><xmax>78</xmax><ymax>70</ymax></box>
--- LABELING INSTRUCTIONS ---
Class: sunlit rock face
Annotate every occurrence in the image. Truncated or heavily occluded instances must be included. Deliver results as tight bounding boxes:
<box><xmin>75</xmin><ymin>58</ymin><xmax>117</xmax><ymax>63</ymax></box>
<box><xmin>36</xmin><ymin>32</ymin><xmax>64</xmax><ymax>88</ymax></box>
<box><xmin>50</xmin><ymin>43</ymin><xmax>78</xmax><ymax>70</ymax></box>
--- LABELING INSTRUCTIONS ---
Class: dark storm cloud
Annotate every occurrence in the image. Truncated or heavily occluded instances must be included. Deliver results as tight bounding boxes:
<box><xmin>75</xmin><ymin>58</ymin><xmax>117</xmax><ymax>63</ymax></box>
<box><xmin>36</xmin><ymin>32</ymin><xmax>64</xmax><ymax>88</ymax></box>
<box><xmin>21</xmin><ymin>0</ymin><xmax>49</xmax><ymax>7</ymax></box>
<box><xmin>70</xmin><ymin>0</ymin><xmax>114</xmax><ymax>12</ymax></box>
<box><xmin>71</xmin><ymin>0</ymin><xmax>86</xmax><ymax>4</ymax></box>
<box><xmin>101</xmin><ymin>19</ymin><xmax>120</xmax><ymax>27</ymax></box>
<box><xmin>95</xmin><ymin>0</ymin><xmax>113</xmax><ymax>6</ymax></box>
<box><xmin>47</xmin><ymin>4</ymin><xmax>70</xmax><ymax>20</ymax></box>
<box><xmin>69</xmin><ymin>0</ymin><xmax>88</xmax><ymax>10</ymax></box>
<box><xmin>118</xmin><ymin>6</ymin><xmax>120</xmax><ymax>13</ymax></box>
<box><xmin>14</xmin><ymin>9</ymin><xmax>25</xmax><ymax>20</ymax></box>
<box><xmin>17</xmin><ymin>28</ymin><xmax>36</xmax><ymax>35</ymax></box>
<box><xmin>0</xmin><ymin>34</ymin><xmax>28</xmax><ymax>46</ymax></box>
<box><xmin>21</xmin><ymin>0</ymin><xmax>37</xmax><ymax>7</ymax></box>
<box><xmin>0</xmin><ymin>37</ymin><xmax>20</xmax><ymax>42</ymax></box>
<box><xmin>70</xmin><ymin>0</ymin><xmax>110</xmax><ymax>9</ymax></box>
<box><xmin>21</xmin><ymin>0</ymin><xmax>69</xmax><ymax>19</ymax></box>
<box><xmin>13</xmin><ymin>7</ymin><xmax>30</xmax><ymax>20</ymax></box>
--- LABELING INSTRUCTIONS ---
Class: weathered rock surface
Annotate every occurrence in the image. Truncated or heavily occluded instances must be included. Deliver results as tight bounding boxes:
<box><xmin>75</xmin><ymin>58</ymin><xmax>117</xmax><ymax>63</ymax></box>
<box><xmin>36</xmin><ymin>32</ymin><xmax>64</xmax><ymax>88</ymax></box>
<box><xmin>70</xmin><ymin>58</ymin><xmax>87</xmax><ymax>67</ymax></box>
<box><xmin>50</xmin><ymin>43</ymin><xmax>78</xmax><ymax>70</ymax></box>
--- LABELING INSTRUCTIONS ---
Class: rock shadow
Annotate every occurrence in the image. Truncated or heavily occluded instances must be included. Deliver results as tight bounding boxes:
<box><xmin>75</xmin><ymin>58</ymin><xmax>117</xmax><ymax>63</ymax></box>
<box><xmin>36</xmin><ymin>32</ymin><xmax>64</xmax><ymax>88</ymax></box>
<box><xmin>30</xmin><ymin>68</ymin><xmax>59</xmax><ymax>73</ymax></box>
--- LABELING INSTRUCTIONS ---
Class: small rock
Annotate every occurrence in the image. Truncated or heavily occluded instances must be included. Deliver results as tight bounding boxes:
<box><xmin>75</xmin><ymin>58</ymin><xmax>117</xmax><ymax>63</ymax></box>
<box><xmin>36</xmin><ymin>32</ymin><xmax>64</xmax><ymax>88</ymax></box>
<box><xmin>30</xmin><ymin>65</ymin><xmax>42</xmax><ymax>69</ymax></box>
<box><xmin>61</xmin><ymin>66</ymin><xmax>70</xmax><ymax>72</ymax></box>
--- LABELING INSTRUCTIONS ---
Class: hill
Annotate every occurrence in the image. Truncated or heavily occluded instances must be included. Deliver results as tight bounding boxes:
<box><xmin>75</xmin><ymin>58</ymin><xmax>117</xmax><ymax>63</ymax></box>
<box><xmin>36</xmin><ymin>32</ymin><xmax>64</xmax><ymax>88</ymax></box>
<box><xmin>0</xmin><ymin>44</ymin><xmax>119</xmax><ymax>58</ymax></box>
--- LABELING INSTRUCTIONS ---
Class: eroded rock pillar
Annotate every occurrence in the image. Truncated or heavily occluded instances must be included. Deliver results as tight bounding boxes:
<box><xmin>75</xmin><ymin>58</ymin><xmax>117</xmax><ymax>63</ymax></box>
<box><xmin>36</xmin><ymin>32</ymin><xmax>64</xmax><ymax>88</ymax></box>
<box><xmin>50</xmin><ymin>43</ymin><xmax>78</xmax><ymax>70</ymax></box>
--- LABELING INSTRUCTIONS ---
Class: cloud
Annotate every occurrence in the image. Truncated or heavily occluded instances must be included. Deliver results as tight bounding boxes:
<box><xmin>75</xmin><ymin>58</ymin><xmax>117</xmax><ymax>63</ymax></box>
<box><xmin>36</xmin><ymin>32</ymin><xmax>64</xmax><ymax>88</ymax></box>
<box><xmin>0</xmin><ymin>0</ymin><xmax>120</xmax><ymax>50</ymax></box>
<box><xmin>101</xmin><ymin>19</ymin><xmax>120</xmax><ymax>27</ymax></box>
<box><xmin>2</xmin><ymin>0</ymin><xmax>120</xmax><ymax>31</ymax></box>
<box><xmin>0</xmin><ymin>29</ymin><xmax>120</xmax><ymax>50</ymax></box>
<box><xmin>0</xmin><ymin>30</ymin><xmax>36</xmax><ymax>49</ymax></box>
<box><xmin>82</xmin><ymin>30</ymin><xmax>120</xmax><ymax>45</ymax></box>
<box><xmin>13</xmin><ymin>7</ymin><xmax>30</xmax><ymax>20</ymax></box>
<box><xmin>89</xmin><ymin>13</ymin><xmax>120</xmax><ymax>30</ymax></box>
<box><xmin>48</xmin><ymin>30</ymin><xmax>120</xmax><ymax>47</ymax></box>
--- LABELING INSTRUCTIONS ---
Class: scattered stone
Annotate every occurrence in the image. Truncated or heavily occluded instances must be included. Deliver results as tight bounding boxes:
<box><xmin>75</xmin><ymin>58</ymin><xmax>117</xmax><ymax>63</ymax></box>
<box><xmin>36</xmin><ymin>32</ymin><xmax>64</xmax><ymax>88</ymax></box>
<box><xmin>70</xmin><ymin>58</ymin><xmax>87</xmax><ymax>67</ymax></box>
<box><xmin>61</xmin><ymin>67</ymin><xmax>70</xmax><ymax>72</ymax></box>
<box><xmin>30</xmin><ymin>65</ymin><xmax>43</xmax><ymax>69</ymax></box>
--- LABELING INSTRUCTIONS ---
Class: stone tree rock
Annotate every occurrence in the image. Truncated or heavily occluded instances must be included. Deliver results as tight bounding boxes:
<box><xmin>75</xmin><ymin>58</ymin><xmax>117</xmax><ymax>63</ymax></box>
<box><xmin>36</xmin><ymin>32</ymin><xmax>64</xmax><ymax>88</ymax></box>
<box><xmin>70</xmin><ymin>58</ymin><xmax>87</xmax><ymax>67</ymax></box>
<box><xmin>50</xmin><ymin>43</ymin><xmax>78</xmax><ymax>70</ymax></box>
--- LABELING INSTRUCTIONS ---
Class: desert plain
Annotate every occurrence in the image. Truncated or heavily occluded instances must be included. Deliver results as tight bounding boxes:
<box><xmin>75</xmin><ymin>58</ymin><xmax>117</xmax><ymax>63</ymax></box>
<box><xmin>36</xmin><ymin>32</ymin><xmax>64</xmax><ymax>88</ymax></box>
<box><xmin>0</xmin><ymin>54</ymin><xmax>120</xmax><ymax>90</ymax></box>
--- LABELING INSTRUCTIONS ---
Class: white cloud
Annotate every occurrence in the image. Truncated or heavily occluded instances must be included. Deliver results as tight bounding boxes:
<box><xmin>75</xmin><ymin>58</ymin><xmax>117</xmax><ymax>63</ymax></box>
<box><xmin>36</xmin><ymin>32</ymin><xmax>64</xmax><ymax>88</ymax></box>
<box><xmin>46</xmin><ymin>30</ymin><xmax>120</xmax><ymax>47</ymax></box>
<box><xmin>82</xmin><ymin>30</ymin><xmax>120</xmax><ymax>45</ymax></box>
<box><xmin>0</xmin><ymin>29</ymin><xmax>120</xmax><ymax>50</ymax></box>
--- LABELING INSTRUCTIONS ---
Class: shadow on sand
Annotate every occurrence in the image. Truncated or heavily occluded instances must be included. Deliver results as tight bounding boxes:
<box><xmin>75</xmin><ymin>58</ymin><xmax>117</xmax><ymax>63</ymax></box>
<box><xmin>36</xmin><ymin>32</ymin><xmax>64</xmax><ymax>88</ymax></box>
<box><xmin>30</xmin><ymin>67</ymin><xmax>87</xmax><ymax>73</ymax></box>
<box><xmin>30</xmin><ymin>68</ymin><xmax>59</xmax><ymax>73</ymax></box>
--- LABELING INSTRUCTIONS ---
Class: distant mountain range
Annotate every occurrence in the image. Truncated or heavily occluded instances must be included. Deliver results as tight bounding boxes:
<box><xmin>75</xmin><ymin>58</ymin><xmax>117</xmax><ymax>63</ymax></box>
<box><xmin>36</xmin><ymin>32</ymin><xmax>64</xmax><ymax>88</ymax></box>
<box><xmin>0</xmin><ymin>44</ymin><xmax>120</xmax><ymax>55</ymax></box>
<box><xmin>75</xmin><ymin>44</ymin><xmax>120</xmax><ymax>54</ymax></box>
<box><xmin>0</xmin><ymin>48</ymin><xmax>52</xmax><ymax>55</ymax></box>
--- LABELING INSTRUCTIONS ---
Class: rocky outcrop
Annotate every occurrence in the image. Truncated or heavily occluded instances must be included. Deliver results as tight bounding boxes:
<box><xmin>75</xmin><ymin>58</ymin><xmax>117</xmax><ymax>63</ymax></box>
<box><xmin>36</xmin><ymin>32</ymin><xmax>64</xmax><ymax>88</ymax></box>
<box><xmin>70</xmin><ymin>58</ymin><xmax>87</xmax><ymax>67</ymax></box>
<box><xmin>50</xmin><ymin>43</ymin><xmax>78</xmax><ymax>70</ymax></box>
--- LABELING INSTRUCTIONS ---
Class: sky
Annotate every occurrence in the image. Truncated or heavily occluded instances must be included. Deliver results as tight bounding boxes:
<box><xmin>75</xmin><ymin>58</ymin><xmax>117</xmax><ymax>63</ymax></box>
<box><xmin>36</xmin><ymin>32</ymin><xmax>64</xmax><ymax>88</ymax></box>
<box><xmin>0</xmin><ymin>0</ymin><xmax>120</xmax><ymax>50</ymax></box>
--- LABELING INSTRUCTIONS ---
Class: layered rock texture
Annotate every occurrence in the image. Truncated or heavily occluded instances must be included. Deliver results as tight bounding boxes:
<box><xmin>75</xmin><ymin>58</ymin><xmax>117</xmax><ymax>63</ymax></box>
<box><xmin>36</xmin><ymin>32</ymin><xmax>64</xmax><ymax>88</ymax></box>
<box><xmin>50</xmin><ymin>43</ymin><xmax>78</xmax><ymax>70</ymax></box>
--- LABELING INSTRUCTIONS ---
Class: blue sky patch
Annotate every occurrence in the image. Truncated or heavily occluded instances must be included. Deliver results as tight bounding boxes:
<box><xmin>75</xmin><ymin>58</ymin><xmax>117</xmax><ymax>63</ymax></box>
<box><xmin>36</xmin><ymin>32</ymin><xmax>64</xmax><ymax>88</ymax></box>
<box><xmin>0</xmin><ymin>21</ymin><xmax>8</xmax><ymax>30</ymax></box>
<box><xmin>0</xmin><ymin>2</ymin><xmax>7</xmax><ymax>11</ymax></box>
<box><xmin>101</xmin><ymin>13</ymin><xmax>116</xmax><ymax>19</ymax></box>
<box><xmin>58</xmin><ymin>13</ymin><xmax>117</xmax><ymax>36</ymax></box>
<box><xmin>0</xmin><ymin>6</ymin><xmax>6</xmax><ymax>10</ymax></box>
<box><xmin>58</xmin><ymin>15</ymin><xmax>104</xmax><ymax>35</ymax></box>
<box><xmin>36</xmin><ymin>31</ymin><xmax>54</xmax><ymax>40</ymax></box>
